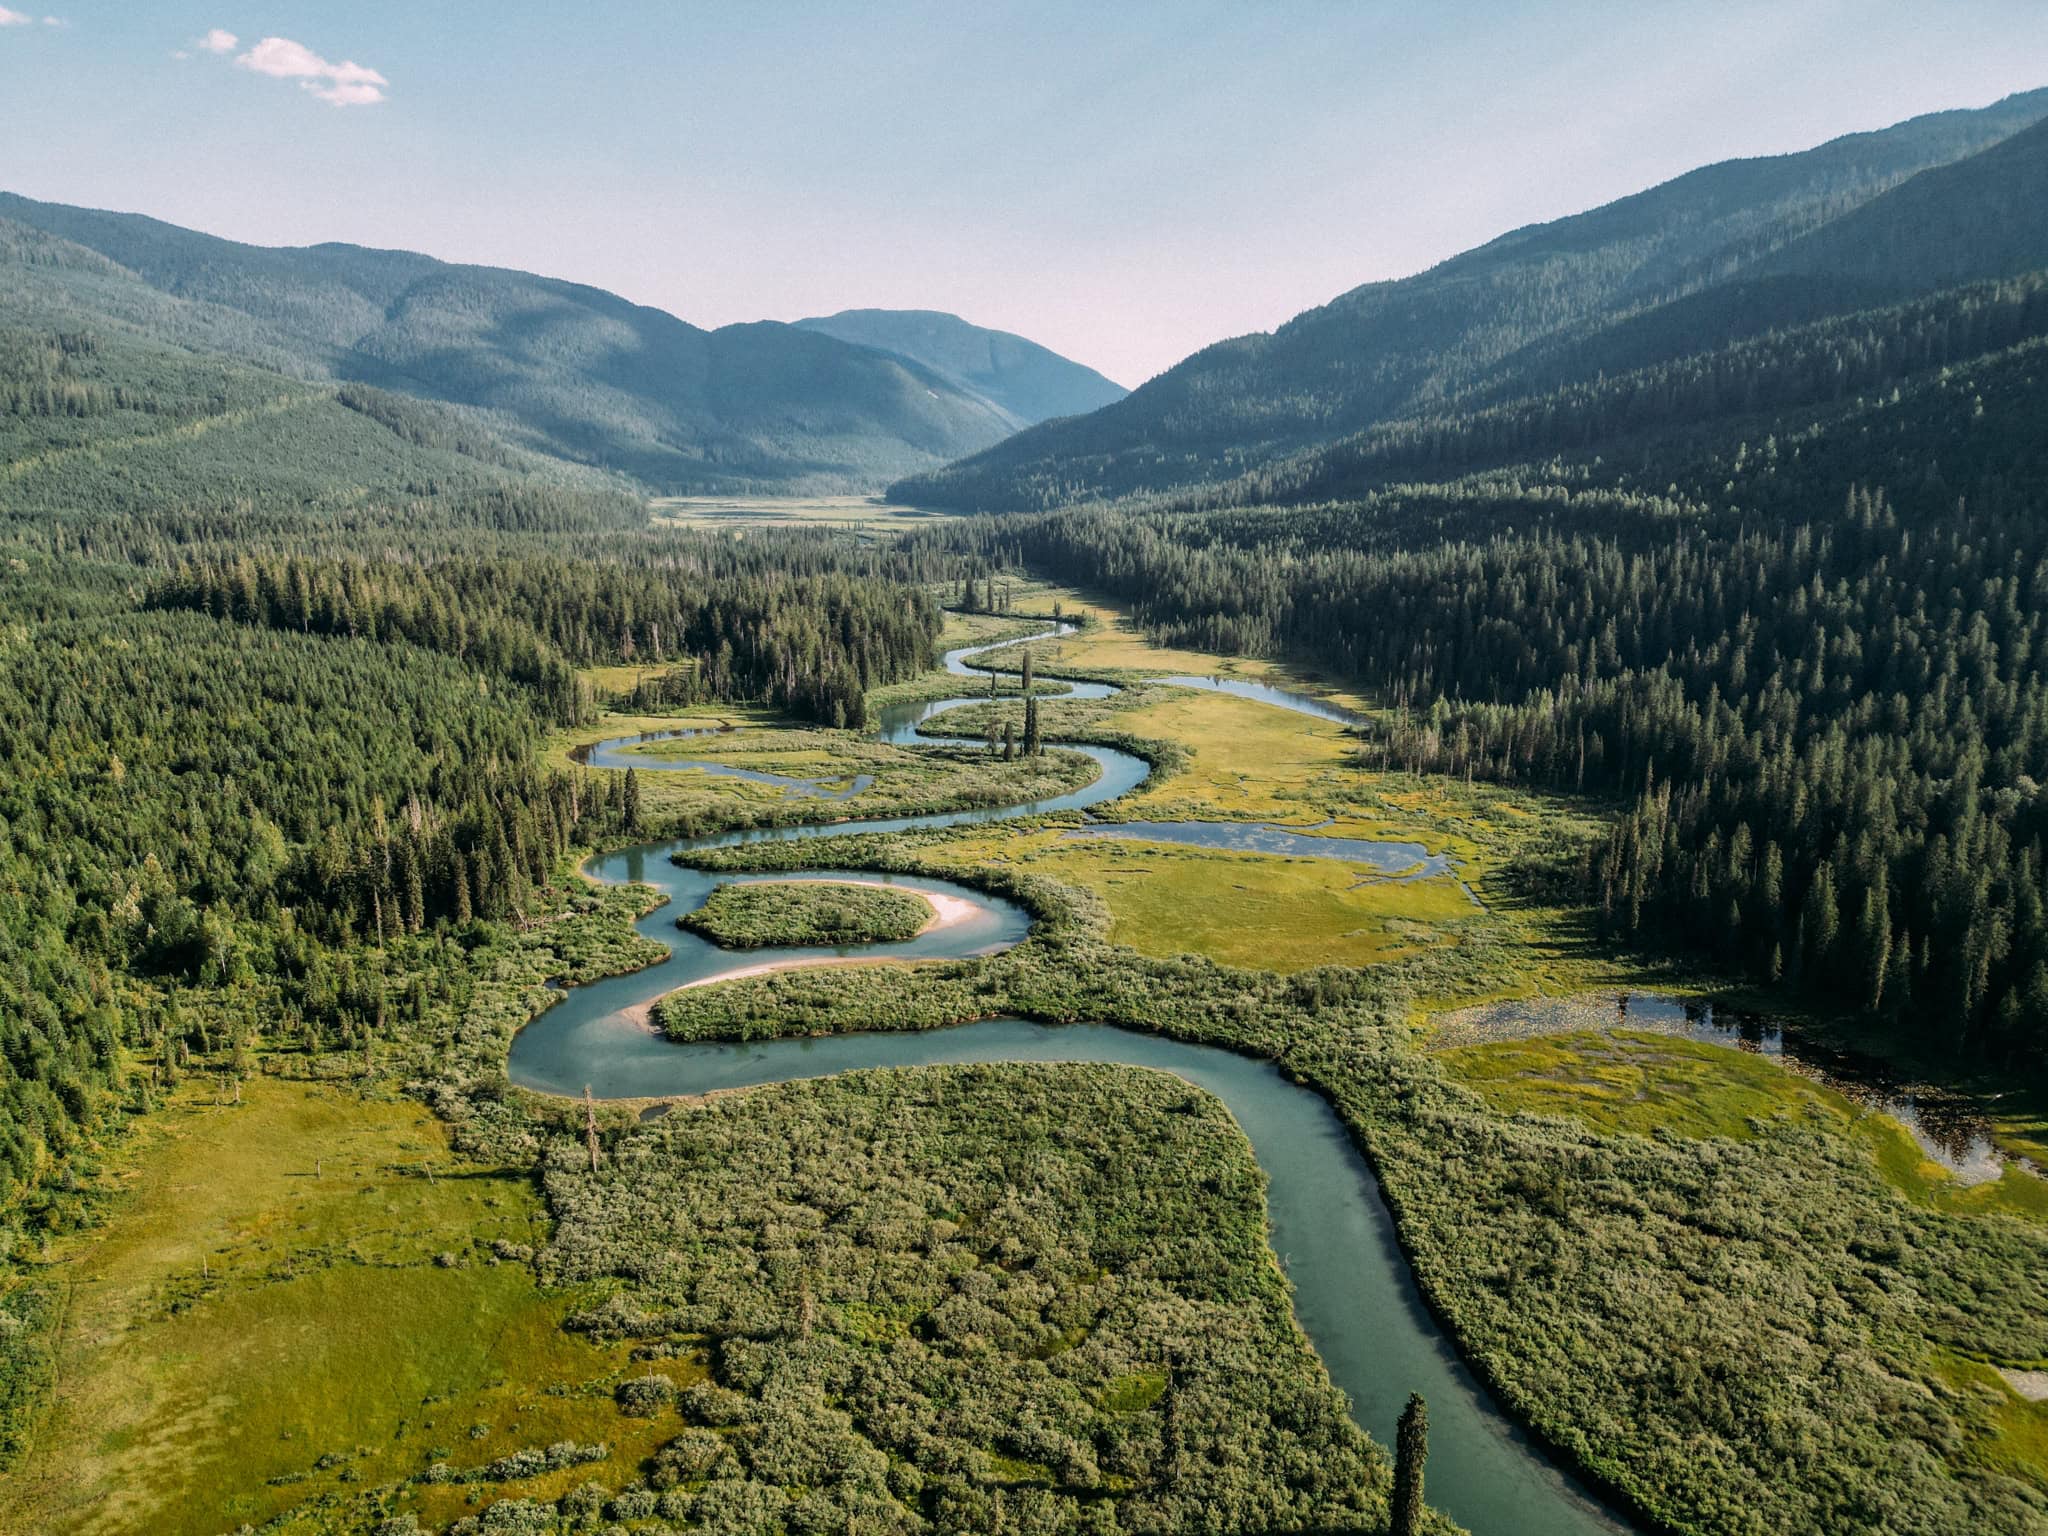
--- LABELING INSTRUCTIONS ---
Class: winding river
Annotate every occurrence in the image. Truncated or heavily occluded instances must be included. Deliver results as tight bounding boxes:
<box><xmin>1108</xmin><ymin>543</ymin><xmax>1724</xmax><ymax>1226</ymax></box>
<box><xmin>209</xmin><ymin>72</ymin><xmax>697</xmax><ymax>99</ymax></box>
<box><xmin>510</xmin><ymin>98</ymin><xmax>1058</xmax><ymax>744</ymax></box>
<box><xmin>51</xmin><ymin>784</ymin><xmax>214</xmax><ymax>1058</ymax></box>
<box><xmin>509</xmin><ymin>628</ymin><xmax>1635</xmax><ymax>1536</ymax></box>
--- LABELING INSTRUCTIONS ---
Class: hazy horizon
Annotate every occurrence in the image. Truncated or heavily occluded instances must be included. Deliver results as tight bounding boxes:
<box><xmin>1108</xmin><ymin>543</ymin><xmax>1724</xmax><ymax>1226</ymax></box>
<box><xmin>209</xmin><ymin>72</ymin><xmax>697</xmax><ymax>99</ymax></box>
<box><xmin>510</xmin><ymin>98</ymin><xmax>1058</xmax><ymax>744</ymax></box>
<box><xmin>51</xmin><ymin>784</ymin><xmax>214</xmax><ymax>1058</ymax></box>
<box><xmin>5</xmin><ymin>2</ymin><xmax>2046</xmax><ymax>386</ymax></box>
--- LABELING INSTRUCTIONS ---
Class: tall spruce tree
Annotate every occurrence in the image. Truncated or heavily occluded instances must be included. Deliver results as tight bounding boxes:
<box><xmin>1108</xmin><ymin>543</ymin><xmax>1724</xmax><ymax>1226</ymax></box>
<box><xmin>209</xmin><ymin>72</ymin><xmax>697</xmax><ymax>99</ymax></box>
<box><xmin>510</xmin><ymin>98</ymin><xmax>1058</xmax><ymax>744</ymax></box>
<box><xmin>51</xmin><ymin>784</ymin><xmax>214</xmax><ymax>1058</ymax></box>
<box><xmin>1391</xmin><ymin>1393</ymin><xmax>1428</xmax><ymax>1536</ymax></box>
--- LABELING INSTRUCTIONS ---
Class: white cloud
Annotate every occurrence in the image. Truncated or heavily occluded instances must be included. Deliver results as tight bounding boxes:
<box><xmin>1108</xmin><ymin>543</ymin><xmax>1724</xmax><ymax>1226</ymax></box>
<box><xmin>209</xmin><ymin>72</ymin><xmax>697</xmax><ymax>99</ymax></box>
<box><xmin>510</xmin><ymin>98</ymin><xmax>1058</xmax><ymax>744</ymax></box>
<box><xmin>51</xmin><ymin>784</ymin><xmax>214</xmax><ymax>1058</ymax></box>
<box><xmin>197</xmin><ymin>27</ymin><xmax>235</xmax><ymax>53</ymax></box>
<box><xmin>0</xmin><ymin>8</ymin><xmax>35</xmax><ymax>25</ymax></box>
<box><xmin>233</xmin><ymin>34</ymin><xmax>388</xmax><ymax>106</ymax></box>
<box><xmin>307</xmin><ymin>78</ymin><xmax>385</xmax><ymax>107</ymax></box>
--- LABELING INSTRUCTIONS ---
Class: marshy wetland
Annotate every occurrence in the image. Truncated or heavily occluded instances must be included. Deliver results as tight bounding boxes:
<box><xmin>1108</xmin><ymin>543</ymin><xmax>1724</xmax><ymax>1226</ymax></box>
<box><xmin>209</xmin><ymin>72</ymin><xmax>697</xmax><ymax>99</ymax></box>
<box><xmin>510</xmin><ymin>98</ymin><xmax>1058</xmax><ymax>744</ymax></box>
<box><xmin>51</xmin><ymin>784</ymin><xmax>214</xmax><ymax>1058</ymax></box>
<box><xmin>13</xmin><ymin>588</ymin><xmax>2048</xmax><ymax>1536</ymax></box>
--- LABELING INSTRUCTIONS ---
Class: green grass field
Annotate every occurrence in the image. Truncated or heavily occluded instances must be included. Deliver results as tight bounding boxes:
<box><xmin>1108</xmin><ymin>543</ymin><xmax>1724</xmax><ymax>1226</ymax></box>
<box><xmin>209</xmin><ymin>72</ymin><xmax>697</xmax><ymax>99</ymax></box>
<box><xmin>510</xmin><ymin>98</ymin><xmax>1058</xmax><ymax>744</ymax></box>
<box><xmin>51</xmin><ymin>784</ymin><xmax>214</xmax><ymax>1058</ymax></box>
<box><xmin>1</xmin><ymin>1078</ymin><xmax>668</xmax><ymax>1536</ymax></box>
<box><xmin>941</xmin><ymin>825</ymin><xmax>1484</xmax><ymax>971</ymax></box>
<box><xmin>1440</xmin><ymin>1028</ymin><xmax>2048</xmax><ymax>1223</ymax></box>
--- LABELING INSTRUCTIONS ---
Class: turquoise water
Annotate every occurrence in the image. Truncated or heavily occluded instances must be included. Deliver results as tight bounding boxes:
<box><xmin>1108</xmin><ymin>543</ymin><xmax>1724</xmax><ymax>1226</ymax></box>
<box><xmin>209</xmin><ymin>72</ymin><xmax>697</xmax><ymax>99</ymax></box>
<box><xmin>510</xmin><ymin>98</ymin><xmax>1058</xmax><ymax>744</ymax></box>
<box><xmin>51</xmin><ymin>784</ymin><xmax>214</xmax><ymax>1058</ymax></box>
<box><xmin>510</xmin><ymin>625</ymin><xmax>1634</xmax><ymax>1536</ymax></box>
<box><xmin>510</xmin><ymin>1018</ymin><xmax>1628</xmax><ymax>1536</ymax></box>
<box><xmin>1160</xmin><ymin>673</ymin><xmax>1368</xmax><ymax>726</ymax></box>
<box><xmin>1068</xmin><ymin>819</ymin><xmax>1453</xmax><ymax>876</ymax></box>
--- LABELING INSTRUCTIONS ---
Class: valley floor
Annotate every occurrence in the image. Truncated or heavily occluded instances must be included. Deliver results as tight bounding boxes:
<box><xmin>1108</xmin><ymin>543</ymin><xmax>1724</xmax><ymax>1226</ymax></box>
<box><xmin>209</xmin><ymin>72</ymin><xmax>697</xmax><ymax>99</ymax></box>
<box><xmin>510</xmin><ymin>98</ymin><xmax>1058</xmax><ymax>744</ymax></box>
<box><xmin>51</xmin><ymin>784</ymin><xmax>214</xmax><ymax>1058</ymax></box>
<box><xmin>8</xmin><ymin>578</ymin><xmax>2047</xmax><ymax>1536</ymax></box>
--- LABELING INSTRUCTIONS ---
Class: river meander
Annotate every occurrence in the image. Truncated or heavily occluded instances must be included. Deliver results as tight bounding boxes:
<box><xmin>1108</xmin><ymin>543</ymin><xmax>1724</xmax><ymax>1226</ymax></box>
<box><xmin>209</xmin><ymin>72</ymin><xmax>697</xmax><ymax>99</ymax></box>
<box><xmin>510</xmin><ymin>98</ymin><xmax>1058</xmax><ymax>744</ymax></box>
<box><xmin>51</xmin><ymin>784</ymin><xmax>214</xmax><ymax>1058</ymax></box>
<box><xmin>508</xmin><ymin>627</ymin><xmax>1634</xmax><ymax>1536</ymax></box>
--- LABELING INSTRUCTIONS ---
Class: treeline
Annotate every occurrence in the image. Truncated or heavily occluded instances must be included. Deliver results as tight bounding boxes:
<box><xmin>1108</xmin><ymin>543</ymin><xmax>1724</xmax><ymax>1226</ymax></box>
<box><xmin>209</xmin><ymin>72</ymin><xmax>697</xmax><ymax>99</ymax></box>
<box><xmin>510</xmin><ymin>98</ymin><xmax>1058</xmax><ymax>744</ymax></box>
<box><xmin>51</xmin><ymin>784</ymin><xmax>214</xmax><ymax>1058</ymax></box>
<box><xmin>146</xmin><ymin>549</ymin><xmax>939</xmax><ymax>728</ymax></box>
<box><xmin>925</xmin><ymin>338</ymin><xmax>2048</xmax><ymax>1069</ymax></box>
<box><xmin>0</xmin><ymin>604</ymin><xmax>599</xmax><ymax>1193</ymax></box>
<box><xmin>1215</xmin><ymin>271</ymin><xmax>2048</xmax><ymax>509</ymax></box>
<box><xmin>22</xmin><ymin>482</ymin><xmax>657</xmax><ymax>569</ymax></box>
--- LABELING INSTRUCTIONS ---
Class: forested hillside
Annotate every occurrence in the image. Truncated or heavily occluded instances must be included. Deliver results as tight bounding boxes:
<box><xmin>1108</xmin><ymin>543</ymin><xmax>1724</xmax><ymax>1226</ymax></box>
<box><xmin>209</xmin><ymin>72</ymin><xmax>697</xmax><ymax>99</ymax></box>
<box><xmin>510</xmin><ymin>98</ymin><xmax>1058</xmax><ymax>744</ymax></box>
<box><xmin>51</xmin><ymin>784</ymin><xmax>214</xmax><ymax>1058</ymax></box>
<box><xmin>1758</xmin><ymin>114</ymin><xmax>2048</xmax><ymax>292</ymax></box>
<box><xmin>912</xmin><ymin>303</ymin><xmax>2048</xmax><ymax>1072</ymax></box>
<box><xmin>0</xmin><ymin>196</ymin><xmax>1024</xmax><ymax>493</ymax></box>
<box><xmin>893</xmin><ymin>88</ymin><xmax>2048</xmax><ymax>510</ymax></box>
<box><xmin>0</xmin><ymin>299</ymin><xmax>951</xmax><ymax>1223</ymax></box>
<box><xmin>796</xmin><ymin>309</ymin><xmax>1127</xmax><ymax>428</ymax></box>
<box><xmin>1157</xmin><ymin>270</ymin><xmax>2048</xmax><ymax>510</ymax></box>
<box><xmin>0</xmin><ymin>324</ymin><xmax>652</xmax><ymax>555</ymax></box>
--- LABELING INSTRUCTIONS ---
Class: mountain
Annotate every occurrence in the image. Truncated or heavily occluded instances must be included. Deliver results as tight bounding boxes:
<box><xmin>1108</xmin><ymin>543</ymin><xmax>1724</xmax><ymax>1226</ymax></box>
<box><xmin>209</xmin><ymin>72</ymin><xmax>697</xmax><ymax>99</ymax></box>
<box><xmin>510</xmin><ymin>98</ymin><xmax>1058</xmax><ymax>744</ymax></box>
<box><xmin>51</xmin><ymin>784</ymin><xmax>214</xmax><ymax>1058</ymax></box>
<box><xmin>794</xmin><ymin>308</ymin><xmax>1126</xmax><ymax>428</ymax></box>
<box><xmin>0</xmin><ymin>194</ymin><xmax>1026</xmax><ymax>494</ymax></box>
<box><xmin>1755</xmin><ymin>114</ymin><xmax>2048</xmax><ymax>293</ymax></box>
<box><xmin>891</xmin><ymin>88</ymin><xmax>2048</xmax><ymax>511</ymax></box>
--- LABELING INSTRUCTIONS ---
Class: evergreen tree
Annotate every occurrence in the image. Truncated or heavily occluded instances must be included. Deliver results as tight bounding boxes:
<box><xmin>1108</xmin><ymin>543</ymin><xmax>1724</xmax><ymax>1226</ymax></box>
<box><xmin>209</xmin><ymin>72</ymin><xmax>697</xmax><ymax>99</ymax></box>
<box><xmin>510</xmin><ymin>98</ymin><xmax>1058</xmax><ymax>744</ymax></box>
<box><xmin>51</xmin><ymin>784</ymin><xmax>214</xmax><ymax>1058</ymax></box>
<box><xmin>1392</xmin><ymin>1393</ymin><xmax>1428</xmax><ymax>1536</ymax></box>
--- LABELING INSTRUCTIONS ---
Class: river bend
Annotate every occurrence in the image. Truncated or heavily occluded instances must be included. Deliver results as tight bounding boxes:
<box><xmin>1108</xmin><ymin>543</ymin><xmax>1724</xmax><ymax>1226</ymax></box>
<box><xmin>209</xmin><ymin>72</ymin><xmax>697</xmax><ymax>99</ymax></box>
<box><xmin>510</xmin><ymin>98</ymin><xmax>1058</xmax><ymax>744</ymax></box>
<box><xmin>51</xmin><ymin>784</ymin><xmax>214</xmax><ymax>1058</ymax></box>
<box><xmin>508</xmin><ymin>627</ymin><xmax>1632</xmax><ymax>1536</ymax></box>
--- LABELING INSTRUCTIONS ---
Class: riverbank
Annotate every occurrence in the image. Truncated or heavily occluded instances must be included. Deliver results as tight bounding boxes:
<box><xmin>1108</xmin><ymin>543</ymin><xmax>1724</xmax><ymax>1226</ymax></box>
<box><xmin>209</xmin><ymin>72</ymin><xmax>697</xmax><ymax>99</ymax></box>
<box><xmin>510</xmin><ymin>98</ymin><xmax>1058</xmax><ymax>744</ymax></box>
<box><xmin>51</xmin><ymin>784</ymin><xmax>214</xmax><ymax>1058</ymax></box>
<box><xmin>574</xmin><ymin>588</ymin><xmax>2048</xmax><ymax>1536</ymax></box>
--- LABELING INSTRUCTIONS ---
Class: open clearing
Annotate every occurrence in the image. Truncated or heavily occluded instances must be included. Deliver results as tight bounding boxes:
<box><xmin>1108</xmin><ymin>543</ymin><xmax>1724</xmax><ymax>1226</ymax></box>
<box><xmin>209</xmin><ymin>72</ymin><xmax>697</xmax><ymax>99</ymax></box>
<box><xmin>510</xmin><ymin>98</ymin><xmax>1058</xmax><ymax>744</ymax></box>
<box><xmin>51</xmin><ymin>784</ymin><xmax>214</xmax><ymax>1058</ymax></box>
<box><xmin>2</xmin><ymin>1079</ymin><xmax>669</xmax><ymax>1536</ymax></box>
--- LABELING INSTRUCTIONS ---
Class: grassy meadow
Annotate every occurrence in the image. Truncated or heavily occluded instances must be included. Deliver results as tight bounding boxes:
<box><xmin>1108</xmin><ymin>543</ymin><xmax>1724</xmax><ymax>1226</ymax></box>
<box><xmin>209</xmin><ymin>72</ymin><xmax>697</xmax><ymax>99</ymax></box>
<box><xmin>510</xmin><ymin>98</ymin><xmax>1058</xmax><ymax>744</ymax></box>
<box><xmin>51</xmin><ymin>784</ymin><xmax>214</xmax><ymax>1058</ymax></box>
<box><xmin>0</xmin><ymin>1078</ymin><xmax>668</xmax><ymax>1536</ymax></box>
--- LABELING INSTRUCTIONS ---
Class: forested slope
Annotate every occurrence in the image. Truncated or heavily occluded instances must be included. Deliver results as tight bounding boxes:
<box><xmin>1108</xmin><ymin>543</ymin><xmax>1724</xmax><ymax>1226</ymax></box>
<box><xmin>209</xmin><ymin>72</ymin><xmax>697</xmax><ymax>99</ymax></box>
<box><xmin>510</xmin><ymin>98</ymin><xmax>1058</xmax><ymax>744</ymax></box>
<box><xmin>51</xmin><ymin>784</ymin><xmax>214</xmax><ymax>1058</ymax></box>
<box><xmin>1153</xmin><ymin>270</ymin><xmax>2048</xmax><ymax>509</ymax></box>
<box><xmin>0</xmin><ymin>196</ymin><xmax>1020</xmax><ymax>492</ymax></box>
<box><xmin>893</xmin><ymin>88</ymin><xmax>2048</xmax><ymax>510</ymax></box>
<box><xmin>912</xmin><ymin>299</ymin><xmax>2048</xmax><ymax>1073</ymax></box>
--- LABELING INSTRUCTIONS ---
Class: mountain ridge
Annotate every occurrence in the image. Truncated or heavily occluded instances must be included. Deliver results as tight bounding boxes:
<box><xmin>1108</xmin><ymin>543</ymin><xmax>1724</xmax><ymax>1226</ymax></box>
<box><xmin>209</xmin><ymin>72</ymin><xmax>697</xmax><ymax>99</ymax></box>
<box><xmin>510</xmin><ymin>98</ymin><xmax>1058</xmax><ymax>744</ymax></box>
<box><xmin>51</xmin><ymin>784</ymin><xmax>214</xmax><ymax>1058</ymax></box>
<box><xmin>0</xmin><ymin>195</ymin><xmax>1106</xmax><ymax>494</ymax></box>
<box><xmin>889</xmin><ymin>87</ymin><xmax>2048</xmax><ymax>511</ymax></box>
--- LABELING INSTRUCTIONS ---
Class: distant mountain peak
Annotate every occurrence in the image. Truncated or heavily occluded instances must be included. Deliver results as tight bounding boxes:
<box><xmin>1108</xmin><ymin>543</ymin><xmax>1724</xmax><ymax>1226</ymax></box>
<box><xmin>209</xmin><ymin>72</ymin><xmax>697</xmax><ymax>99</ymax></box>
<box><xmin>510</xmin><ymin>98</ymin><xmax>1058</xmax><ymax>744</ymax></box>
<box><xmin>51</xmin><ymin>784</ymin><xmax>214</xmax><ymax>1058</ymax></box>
<box><xmin>794</xmin><ymin>308</ymin><xmax>1126</xmax><ymax>430</ymax></box>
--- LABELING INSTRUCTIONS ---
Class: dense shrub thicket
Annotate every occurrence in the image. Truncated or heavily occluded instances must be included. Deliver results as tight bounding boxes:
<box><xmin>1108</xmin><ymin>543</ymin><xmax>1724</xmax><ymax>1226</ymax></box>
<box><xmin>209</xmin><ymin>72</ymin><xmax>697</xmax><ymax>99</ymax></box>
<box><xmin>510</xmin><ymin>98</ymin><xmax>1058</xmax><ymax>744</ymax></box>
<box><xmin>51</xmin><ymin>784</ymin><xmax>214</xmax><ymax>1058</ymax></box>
<box><xmin>680</xmin><ymin>880</ymin><xmax>932</xmax><ymax>948</ymax></box>
<box><xmin>542</xmin><ymin>1065</ymin><xmax>1390</xmax><ymax>1535</ymax></box>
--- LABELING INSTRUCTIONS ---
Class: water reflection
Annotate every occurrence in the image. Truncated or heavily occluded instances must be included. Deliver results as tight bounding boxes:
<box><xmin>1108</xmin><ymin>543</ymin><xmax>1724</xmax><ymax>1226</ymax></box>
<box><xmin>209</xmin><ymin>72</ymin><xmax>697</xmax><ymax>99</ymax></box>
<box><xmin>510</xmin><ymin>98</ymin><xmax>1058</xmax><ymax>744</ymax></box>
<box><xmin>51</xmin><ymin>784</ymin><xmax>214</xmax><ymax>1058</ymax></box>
<box><xmin>570</xmin><ymin>724</ymin><xmax>731</xmax><ymax>765</ymax></box>
<box><xmin>1160</xmin><ymin>674</ymin><xmax>1368</xmax><ymax>727</ymax></box>
<box><xmin>1517</xmin><ymin>993</ymin><xmax>2018</xmax><ymax>1183</ymax></box>
<box><xmin>1066</xmin><ymin>819</ymin><xmax>1452</xmax><ymax>877</ymax></box>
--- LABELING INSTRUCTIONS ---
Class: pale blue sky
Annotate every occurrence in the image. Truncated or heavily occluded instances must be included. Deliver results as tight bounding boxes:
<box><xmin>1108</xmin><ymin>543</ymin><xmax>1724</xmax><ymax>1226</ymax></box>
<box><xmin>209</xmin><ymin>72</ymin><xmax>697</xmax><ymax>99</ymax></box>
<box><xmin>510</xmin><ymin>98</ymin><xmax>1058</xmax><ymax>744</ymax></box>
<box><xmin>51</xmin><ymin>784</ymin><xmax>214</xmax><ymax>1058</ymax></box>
<box><xmin>4</xmin><ymin>2</ymin><xmax>2045</xmax><ymax>384</ymax></box>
